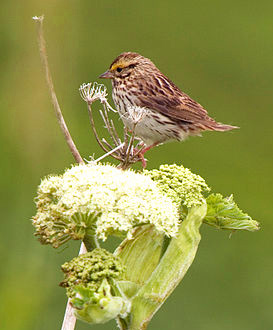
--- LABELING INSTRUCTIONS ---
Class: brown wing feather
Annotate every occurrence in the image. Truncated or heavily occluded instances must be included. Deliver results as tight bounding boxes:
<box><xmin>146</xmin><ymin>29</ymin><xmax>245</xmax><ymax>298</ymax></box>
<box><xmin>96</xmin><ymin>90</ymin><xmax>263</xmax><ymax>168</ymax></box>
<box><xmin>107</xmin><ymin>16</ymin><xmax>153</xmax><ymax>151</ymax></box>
<box><xmin>135</xmin><ymin>73</ymin><xmax>210</xmax><ymax>123</ymax></box>
<box><xmin>134</xmin><ymin>73</ymin><xmax>236</xmax><ymax>131</ymax></box>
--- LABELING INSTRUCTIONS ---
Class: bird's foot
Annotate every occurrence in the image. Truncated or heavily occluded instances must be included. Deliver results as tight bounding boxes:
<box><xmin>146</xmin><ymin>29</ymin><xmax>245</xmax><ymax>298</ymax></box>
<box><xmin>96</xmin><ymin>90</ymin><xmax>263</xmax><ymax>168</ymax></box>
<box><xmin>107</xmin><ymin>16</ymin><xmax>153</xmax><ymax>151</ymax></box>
<box><xmin>134</xmin><ymin>142</ymin><xmax>159</xmax><ymax>168</ymax></box>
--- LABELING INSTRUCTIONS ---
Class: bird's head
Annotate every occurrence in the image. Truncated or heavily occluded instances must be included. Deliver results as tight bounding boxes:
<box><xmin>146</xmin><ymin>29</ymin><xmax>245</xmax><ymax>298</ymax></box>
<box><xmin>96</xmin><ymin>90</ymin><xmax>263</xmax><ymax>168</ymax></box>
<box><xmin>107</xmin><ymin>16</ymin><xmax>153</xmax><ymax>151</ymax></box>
<box><xmin>99</xmin><ymin>52</ymin><xmax>156</xmax><ymax>81</ymax></box>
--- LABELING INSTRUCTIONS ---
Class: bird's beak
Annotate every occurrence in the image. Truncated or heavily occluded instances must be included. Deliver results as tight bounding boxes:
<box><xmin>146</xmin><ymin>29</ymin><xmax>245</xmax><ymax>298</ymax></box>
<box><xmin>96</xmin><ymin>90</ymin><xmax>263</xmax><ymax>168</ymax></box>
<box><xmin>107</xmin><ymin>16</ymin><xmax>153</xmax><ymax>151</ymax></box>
<box><xmin>99</xmin><ymin>70</ymin><xmax>114</xmax><ymax>79</ymax></box>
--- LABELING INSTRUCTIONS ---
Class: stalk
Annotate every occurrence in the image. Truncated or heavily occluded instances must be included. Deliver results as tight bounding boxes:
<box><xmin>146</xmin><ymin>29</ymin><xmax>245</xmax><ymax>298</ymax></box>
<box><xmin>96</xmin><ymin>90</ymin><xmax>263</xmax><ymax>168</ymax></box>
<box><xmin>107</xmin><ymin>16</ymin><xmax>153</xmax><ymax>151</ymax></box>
<box><xmin>128</xmin><ymin>204</ymin><xmax>207</xmax><ymax>330</ymax></box>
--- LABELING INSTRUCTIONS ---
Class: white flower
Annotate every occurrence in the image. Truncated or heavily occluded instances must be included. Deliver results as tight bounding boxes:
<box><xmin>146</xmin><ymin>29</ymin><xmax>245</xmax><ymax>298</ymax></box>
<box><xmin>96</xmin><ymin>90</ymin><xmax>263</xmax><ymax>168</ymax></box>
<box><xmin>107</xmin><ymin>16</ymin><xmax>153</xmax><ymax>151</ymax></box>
<box><xmin>32</xmin><ymin>164</ymin><xmax>180</xmax><ymax>247</ymax></box>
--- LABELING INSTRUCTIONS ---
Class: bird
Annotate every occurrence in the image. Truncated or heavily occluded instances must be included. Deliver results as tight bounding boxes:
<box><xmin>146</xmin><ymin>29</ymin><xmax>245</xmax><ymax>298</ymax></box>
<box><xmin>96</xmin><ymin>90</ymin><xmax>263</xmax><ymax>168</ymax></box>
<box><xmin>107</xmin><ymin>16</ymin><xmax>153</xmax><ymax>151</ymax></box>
<box><xmin>99</xmin><ymin>52</ymin><xmax>238</xmax><ymax>167</ymax></box>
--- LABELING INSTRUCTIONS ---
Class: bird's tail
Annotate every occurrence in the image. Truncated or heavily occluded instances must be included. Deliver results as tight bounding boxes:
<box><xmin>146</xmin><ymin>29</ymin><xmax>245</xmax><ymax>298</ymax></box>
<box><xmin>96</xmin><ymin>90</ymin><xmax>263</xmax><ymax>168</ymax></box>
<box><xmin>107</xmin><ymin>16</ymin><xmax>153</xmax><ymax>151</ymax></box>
<box><xmin>204</xmin><ymin>120</ymin><xmax>239</xmax><ymax>132</ymax></box>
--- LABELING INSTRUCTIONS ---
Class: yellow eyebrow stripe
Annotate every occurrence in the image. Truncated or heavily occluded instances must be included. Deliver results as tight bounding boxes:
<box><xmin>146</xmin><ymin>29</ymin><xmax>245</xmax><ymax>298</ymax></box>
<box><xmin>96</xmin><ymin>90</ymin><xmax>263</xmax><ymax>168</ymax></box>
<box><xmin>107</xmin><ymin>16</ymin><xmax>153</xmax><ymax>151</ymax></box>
<box><xmin>110</xmin><ymin>61</ymin><xmax>129</xmax><ymax>71</ymax></box>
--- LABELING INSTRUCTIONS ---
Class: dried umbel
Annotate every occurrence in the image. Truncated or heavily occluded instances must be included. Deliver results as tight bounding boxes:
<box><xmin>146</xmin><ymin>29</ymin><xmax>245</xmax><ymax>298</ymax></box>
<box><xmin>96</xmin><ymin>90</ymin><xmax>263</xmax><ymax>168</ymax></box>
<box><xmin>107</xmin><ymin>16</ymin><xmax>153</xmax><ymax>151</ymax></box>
<box><xmin>79</xmin><ymin>82</ymin><xmax>145</xmax><ymax>169</ymax></box>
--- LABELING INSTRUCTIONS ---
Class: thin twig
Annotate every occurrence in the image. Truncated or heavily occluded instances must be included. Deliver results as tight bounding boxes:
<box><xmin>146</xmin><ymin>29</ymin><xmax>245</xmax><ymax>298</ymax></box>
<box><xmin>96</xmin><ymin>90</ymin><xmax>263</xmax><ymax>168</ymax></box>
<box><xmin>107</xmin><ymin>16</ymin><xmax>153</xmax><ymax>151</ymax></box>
<box><xmin>124</xmin><ymin>130</ymin><xmax>136</xmax><ymax>167</ymax></box>
<box><xmin>94</xmin><ymin>143</ymin><xmax>125</xmax><ymax>163</ymax></box>
<box><xmin>102</xmin><ymin>104</ymin><xmax>121</xmax><ymax>145</ymax></box>
<box><xmin>100</xmin><ymin>109</ymin><xmax>120</xmax><ymax>147</ymax></box>
<box><xmin>86</xmin><ymin>103</ymin><xmax>124</xmax><ymax>161</ymax></box>
<box><xmin>101</xmin><ymin>138</ymin><xmax>123</xmax><ymax>160</ymax></box>
<box><xmin>33</xmin><ymin>15</ymin><xmax>83</xmax><ymax>164</ymax></box>
<box><xmin>86</xmin><ymin>103</ymin><xmax>110</xmax><ymax>154</ymax></box>
<box><xmin>123</xmin><ymin>128</ymin><xmax>129</xmax><ymax>153</ymax></box>
<box><xmin>110</xmin><ymin>118</ymin><xmax>122</xmax><ymax>145</ymax></box>
<box><xmin>101</xmin><ymin>137</ymin><xmax>113</xmax><ymax>150</ymax></box>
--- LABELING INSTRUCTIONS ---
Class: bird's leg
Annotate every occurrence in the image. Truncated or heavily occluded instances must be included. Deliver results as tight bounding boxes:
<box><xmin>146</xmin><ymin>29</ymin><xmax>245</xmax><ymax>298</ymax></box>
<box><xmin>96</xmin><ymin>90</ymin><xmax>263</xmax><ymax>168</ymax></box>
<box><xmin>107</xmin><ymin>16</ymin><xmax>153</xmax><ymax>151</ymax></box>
<box><xmin>138</xmin><ymin>153</ymin><xmax>147</xmax><ymax>168</ymax></box>
<box><xmin>135</xmin><ymin>142</ymin><xmax>159</xmax><ymax>168</ymax></box>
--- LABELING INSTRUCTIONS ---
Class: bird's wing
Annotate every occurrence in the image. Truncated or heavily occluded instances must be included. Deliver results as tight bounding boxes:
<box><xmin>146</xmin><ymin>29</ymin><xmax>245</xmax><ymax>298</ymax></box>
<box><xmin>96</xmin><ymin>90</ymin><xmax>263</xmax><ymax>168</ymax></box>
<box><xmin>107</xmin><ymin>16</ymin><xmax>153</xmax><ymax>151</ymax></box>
<box><xmin>134</xmin><ymin>73</ymin><xmax>210</xmax><ymax>124</ymax></box>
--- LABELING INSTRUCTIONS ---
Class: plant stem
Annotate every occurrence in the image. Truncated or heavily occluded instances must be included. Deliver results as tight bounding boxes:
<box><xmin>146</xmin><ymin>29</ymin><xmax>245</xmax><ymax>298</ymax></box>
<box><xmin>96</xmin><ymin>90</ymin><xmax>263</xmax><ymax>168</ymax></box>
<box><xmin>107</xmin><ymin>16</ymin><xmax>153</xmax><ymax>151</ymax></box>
<box><xmin>33</xmin><ymin>15</ymin><xmax>83</xmax><ymax>164</ymax></box>
<box><xmin>83</xmin><ymin>235</ymin><xmax>100</xmax><ymax>251</ymax></box>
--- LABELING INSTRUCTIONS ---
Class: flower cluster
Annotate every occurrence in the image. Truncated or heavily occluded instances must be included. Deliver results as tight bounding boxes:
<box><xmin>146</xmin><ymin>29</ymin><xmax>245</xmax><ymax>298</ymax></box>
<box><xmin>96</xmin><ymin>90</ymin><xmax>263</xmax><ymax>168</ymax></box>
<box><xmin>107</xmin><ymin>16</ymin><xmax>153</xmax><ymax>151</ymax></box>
<box><xmin>145</xmin><ymin>164</ymin><xmax>210</xmax><ymax>209</ymax></box>
<box><xmin>60</xmin><ymin>248</ymin><xmax>125</xmax><ymax>297</ymax></box>
<box><xmin>60</xmin><ymin>248</ymin><xmax>130</xmax><ymax>324</ymax></box>
<box><xmin>32</xmin><ymin>163</ymin><xmax>180</xmax><ymax>247</ymax></box>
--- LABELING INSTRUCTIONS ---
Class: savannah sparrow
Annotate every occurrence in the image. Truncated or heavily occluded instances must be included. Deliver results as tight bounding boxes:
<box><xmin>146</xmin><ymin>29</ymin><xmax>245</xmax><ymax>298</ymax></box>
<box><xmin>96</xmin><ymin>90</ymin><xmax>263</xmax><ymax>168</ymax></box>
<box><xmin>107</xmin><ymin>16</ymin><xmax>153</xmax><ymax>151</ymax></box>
<box><xmin>100</xmin><ymin>52</ymin><xmax>237</xmax><ymax>167</ymax></box>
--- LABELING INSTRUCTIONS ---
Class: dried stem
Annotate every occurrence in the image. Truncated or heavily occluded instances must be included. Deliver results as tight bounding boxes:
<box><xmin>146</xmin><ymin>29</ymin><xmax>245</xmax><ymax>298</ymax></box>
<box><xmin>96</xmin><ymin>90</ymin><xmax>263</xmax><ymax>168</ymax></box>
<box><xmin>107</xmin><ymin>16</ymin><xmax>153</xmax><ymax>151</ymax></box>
<box><xmin>123</xmin><ymin>128</ymin><xmax>136</xmax><ymax>169</ymax></box>
<box><xmin>33</xmin><ymin>15</ymin><xmax>83</xmax><ymax>164</ymax></box>
<box><xmin>87</xmin><ymin>103</ymin><xmax>111</xmax><ymax>153</ymax></box>
<box><xmin>33</xmin><ymin>15</ymin><xmax>85</xmax><ymax>330</ymax></box>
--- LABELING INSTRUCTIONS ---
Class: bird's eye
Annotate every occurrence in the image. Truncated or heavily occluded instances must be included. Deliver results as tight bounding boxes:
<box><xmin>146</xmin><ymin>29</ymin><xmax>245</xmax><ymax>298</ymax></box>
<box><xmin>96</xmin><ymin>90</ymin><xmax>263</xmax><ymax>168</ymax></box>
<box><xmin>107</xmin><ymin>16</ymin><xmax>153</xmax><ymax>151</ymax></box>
<box><xmin>116</xmin><ymin>67</ymin><xmax>122</xmax><ymax>72</ymax></box>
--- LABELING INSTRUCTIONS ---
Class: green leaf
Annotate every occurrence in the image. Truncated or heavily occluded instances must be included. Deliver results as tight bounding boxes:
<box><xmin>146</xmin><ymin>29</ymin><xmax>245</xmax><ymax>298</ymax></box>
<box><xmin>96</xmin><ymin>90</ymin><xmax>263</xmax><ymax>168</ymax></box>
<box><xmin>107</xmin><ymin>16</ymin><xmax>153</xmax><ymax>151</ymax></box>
<box><xmin>204</xmin><ymin>193</ymin><xmax>259</xmax><ymax>231</ymax></box>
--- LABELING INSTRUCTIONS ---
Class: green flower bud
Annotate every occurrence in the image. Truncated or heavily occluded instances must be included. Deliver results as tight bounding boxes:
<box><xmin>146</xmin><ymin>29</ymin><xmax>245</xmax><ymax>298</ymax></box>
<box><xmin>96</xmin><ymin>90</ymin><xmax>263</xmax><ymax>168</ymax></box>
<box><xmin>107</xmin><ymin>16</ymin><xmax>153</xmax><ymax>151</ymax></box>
<box><xmin>60</xmin><ymin>249</ymin><xmax>130</xmax><ymax>324</ymax></box>
<box><xmin>145</xmin><ymin>164</ymin><xmax>210</xmax><ymax>209</ymax></box>
<box><xmin>60</xmin><ymin>248</ymin><xmax>125</xmax><ymax>297</ymax></box>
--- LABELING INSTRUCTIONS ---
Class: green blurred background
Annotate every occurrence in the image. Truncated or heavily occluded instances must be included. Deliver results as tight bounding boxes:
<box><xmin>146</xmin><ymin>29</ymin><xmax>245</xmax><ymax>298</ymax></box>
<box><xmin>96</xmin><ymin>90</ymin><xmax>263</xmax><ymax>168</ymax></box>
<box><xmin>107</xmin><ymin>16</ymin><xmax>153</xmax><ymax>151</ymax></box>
<box><xmin>1</xmin><ymin>0</ymin><xmax>272</xmax><ymax>329</ymax></box>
